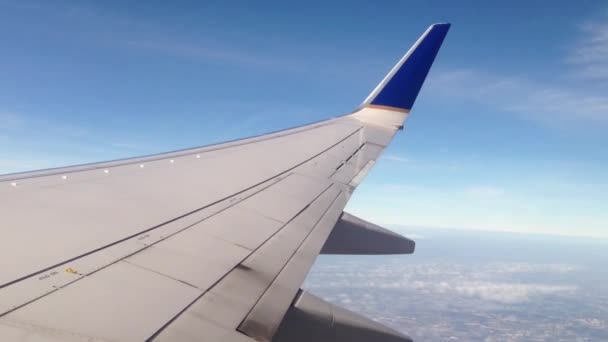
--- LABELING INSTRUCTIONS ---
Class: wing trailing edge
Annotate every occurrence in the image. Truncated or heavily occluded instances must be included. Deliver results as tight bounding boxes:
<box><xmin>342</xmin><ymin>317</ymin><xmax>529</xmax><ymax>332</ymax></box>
<box><xmin>274</xmin><ymin>290</ymin><xmax>412</xmax><ymax>342</ymax></box>
<box><xmin>321</xmin><ymin>212</ymin><xmax>415</xmax><ymax>255</ymax></box>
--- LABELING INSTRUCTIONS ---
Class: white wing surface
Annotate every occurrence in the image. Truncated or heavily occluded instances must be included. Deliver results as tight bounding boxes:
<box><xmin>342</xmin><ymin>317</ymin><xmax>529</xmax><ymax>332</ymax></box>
<box><xmin>0</xmin><ymin>23</ymin><xmax>450</xmax><ymax>342</ymax></box>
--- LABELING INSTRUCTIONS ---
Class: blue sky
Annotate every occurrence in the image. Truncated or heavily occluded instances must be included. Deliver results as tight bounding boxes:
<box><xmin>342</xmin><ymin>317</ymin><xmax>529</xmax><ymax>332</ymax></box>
<box><xmin>1</xmin><ymin>1</ymin><xmax>607</xmax><ymax>237</ymax></box>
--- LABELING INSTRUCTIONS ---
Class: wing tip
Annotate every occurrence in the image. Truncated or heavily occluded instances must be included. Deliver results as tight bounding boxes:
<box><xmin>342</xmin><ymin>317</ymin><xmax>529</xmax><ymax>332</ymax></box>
<box><xmin>360</xmin><ymin>22</ymin><xmax>451</xmax><ymax>112</ymax></box>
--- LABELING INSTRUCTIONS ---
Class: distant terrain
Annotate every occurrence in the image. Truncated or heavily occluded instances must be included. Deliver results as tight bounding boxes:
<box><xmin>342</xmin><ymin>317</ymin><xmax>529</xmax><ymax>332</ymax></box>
<box><xmin>305</xmin><ymin>228</ymin><xmax>608</xmax><ymax>341</ymax></box>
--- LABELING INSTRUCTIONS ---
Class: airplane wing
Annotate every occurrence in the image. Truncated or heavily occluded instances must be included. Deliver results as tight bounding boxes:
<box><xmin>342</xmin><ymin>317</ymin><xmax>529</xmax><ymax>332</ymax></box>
<box><xmin>0</xmin><ymin>23</ymin><xmax>450</xmax><ymax>342</ymax></box>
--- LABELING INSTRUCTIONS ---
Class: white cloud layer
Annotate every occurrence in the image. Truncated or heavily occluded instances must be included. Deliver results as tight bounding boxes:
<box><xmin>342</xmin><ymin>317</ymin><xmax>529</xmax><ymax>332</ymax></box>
<box><xmin>306</xmin><ymin>261</ymin><xmax>580</xmax><ymax>304</ymax></box>
<box><xmin>382</xmin><ymin>154</ymin><xmax>411</xmax><ymax>163</ymax></box>
<box><xmin>409</xmin><ymin>280</ymin><xmax>576</xmax><ymax>304</ymax></box>
<box><xmin>488</xmin><ymin>262</ymin><xmax>577</xmax><ymax>274</ymax></box>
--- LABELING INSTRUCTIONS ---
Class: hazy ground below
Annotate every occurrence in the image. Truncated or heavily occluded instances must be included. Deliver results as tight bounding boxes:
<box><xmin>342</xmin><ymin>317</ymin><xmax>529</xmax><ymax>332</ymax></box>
<box><xmin>305</xmin><ymin>227</ymin><xmax>608</xmax><ymax>341</ymax></box>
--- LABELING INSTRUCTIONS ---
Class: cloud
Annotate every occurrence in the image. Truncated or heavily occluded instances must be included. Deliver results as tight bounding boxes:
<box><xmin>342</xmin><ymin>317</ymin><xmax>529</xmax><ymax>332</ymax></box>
<box><xmin>127</xmin><ymin>40</ymin><xmax>255</xmax><ymax>66</ymax></box>
<box><xmin>410</xmin><ymin>280</ymin><xmax>577</xmax><ymax>304</ymax></box>
<box><xmin>0</xmin><ymin>0</ymin><xmax>44</xmax><ymax>10</ymax></box>
<box><xmin>306</xmin><ymin>252</ymin><xmax>604</xmax><ymax>341</ymax></box>
<box><xmin>488</xmin><ymin>262</ymin><xmax>577</xmax><ymax>274</ymax></box>
<box><xmin>337</xmin><ymin>293</ymin><xmax>353</xmax><ymax>304</ymax></box>
<box><xmin>125</xmin><ymin>39</ymin><xmax>301</xmax><ymax>72</ymax></box>
<box><xmin>0</xmin><ymin>111</ymin><xmax>134</xmax><ymax>174</ymax></box>
<box><xmin>305</xmin><ymin>261</ymin><xmax>580</xmax><ymax>305</ymax></box>
<box><xmin>427</xmin><ymin>69</ymin><xmax>608</xmax><ymax>127</ymax></box>
<box><xmin>399</xmin><ymin>233</ymin><xmax>427</xmax><ymax>240</ymax></box>
<box><xmin>372</xmin><ymin>183</ymin><xmax>429</xmax><ymax>195</ymax></box>
<box><xmin>426</xmin><ymin>17</ymin><xmax>608</xmax><ymax>128</ymax></box>
<box><xmin>0</xmin><ymin>112</ymin><xmax>88</xmax><ymax>139</ymax></box>
<box><xmin>0</xmin><ymin>112</ymin><xmax>26</xmax><ymax>130</ymax></box>
<box><xmin>110</xmin><ymin>142</ymin><xmax>143</xmax><ymax>150</ymax></box>
<box><xmin>567</xmin><ymin>20</ymin><xmax>608</xmax><ymax>80</ymax></box>
<box><xmin>575</xmin><ymin>318</ymin><xmax>608</xmax><ymax>329</ymax></box>
<box><xmin>382</xmin><ymin>154</ymin><xmax>410</xmax><ymax>163</ymax></box>
<box><xmin>0</xmin><ymin>159</ymin><xmax>44</xmax><ymax>174</ymax></box>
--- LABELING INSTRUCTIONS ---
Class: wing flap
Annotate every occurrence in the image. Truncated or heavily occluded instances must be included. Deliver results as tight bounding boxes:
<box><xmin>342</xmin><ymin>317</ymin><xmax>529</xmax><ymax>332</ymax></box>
<box><xmin>0</xmin><ymin>168</ymin><xmax>346</xmax><ymax>342</ymax></box>
<box><xmin>153</xmin><ymin>312</ymin><xmax>255</xmax><ymax>342</ymax></box>
<box><xmin>238</xmin><ymin>192</ymin><xmax>349</xmax><ymax>341</ymax></box>
<box><xmin>150</xmin><ymin>186</ymin><xmax>346</xmax><ymax>340</ymax></box>
<box><xmin>273</xmin><ymin>290</ymin><xmax>413</xmax><ymax>342</ymax></box>
<box><xmin>321</xmin><ymin>212</ymin><xmax>415</xmax><ymax>255</ymax></box>
<box><xmin>0</xmin><ymin>174</ymin><xmax>283</xmax><ymax>316</ymax></box>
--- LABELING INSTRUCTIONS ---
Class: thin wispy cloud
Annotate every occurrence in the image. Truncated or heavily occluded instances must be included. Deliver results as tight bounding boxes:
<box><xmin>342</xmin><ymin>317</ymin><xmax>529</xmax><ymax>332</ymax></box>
<box><xmin>427</xmin><ymin>69</ymin><xmax>608</xmax><ymax>127</ymax></box>
<box><xmin>0</xmin><ymin>112</ymin><xmax>26</xmax><ymax>130</ymax></box>
<box><xmin>126</xmin><ymin>40</ymin><xmax>297</xmax><ymax>71</ymax></box>
<box><xmin>427</xmin><ymin>17</ymin><xmax>608</xmax><ymax>128</ymax></box>
<box><xmin>109</xmin><ymin>142</ymin><xmax>143</xmax><ymax>150</ymax></box>
<box><xmin>382</xmin><ymin>154</ymin><xmax>411</xmax><ymax>163</ymax></box>
<box><xmin>0</xmin><ymin>0</ymin><xmax>43</xmax><ymax>11</ymax></box>
<box><xmin>0</xmin><ymin>111</ymin><xmax>146</xmax><ymax>174</ymax></box>
<box><xmin>124</xmin><ymin>38</ymin><xmax>368</xmax><ymax>81</ymax></box>
<box><xmin>399</xmin><ymin>233</ymin><xmax>427</xmax><ymax>240</ymax></box>
<box><xmin>576</xmin><ymin>318</ymin><xmax>608</xmax><ymax>330</ymax></box>
<box><xmin>567</xmin><ymin>20</ymin><xmax>608</xmax><ymax>80</ymax></box>
<box><xmin>488</xmin><ymin>262</ymin><xmax>577</xmax><ymax>274</ymax></box>
<box><xmin>0</xmin><ymin>112</ymin><xmax>88</xmax><ymax>139</ymax></box>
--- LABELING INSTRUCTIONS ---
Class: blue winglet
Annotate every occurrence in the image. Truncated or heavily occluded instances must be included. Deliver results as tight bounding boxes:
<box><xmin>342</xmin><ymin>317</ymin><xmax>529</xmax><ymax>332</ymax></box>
<box><xmin>362</xmin><ymin>23</ymin><xmax>450</xmax><ymax>112</ymax></box>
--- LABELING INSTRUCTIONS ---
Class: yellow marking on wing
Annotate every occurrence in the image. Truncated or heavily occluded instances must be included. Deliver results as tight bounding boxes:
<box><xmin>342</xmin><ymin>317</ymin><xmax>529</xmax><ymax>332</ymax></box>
<box><xmin>365</xmin><ymin>104</ymin><xmax>410</xmax><ymax>113</ymax></box>
<box><xmin>65</xmin><ymin>267</ymin><xmax>78</xmax><ymax>274</ymax></box>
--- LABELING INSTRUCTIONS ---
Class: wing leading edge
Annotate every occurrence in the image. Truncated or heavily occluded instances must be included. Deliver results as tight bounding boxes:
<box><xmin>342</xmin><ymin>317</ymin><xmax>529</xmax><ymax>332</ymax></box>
<box><xmin>0</xmin><ymin>24</ymin><xmax>450</xmax><ymax>342</ymax></box>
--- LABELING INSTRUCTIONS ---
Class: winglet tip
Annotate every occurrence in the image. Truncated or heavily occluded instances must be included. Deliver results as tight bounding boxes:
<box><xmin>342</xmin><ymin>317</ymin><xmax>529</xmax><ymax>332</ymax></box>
<box><xmin>430</xmin><ymin>22</ymin><xmax>451</xmax><ymax>32</ymax></box>
<box><xmin>360</xmin><ymin>23</ymin><xmax>450</xmax><ymax>113</ymax></box>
